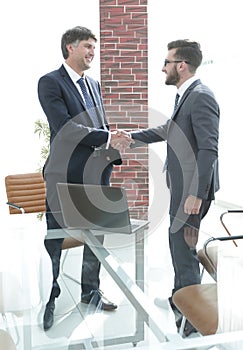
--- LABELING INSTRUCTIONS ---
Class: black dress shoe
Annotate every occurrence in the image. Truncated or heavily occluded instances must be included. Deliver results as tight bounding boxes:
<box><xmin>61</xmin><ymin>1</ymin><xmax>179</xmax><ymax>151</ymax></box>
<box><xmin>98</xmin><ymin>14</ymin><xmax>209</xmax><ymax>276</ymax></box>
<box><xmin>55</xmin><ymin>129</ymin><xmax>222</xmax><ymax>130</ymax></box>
<box><xmin>43</xmin><ymin>300</ymin><xmax>55</xmax><ymax>331</ymax></box>
<box><xmin>81</xmin><ymin>289</ymin><xmax>117</xmax><ymax>311</ymax></box>
<box><xmin>176</xmin><ymin>316</ymin><xmax>197</xmax><ymax>337</ymax></box>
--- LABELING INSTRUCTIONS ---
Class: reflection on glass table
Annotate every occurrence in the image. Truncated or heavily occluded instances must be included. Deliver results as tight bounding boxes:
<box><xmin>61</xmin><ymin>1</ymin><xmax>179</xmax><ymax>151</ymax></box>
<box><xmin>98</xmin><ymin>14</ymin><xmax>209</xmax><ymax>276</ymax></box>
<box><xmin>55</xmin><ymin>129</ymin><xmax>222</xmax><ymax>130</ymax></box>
<box><xmin>2</xmin><ymin>209</ymin><xmax>243</xmax><ymax>350</ymax></box>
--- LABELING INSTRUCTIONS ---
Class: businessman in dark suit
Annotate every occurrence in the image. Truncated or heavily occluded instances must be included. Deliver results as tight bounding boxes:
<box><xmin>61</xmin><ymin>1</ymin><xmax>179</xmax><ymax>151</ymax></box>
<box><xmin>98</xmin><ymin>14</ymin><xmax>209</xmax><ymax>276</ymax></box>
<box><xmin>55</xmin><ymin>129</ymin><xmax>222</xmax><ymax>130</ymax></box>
<box><xmin>38</xmin><ymin>26</ymin><xmax>132</xmax><ymax>331</ymax></box>
<box><xmin>114</xmin><ymin>39</ymin><xmax>220</xmax><ymax>336</ymax></box>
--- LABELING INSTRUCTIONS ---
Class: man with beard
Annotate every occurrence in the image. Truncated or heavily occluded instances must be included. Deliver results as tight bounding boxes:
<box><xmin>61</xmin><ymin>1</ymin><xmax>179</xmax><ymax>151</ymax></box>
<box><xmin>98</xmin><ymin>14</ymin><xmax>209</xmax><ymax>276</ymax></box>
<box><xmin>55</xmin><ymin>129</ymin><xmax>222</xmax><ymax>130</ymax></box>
<box><xmin>113</xmin><ymin>40</ymin><xmax>220</xmax><ymax>336</ymax></box>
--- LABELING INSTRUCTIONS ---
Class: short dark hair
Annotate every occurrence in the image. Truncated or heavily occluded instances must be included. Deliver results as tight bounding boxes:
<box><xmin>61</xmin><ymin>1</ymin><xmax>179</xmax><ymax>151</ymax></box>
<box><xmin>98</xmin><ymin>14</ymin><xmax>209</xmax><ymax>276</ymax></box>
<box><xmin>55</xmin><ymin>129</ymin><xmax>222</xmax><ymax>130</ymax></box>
<box><xmin>61</xmin><ymin>26</ymin><xmax>97</xmax><ymax>59</ymax></box>
<box><xmin>167</xmin><ymin>39</ymin><xmax>202</xmax><ymax>72</ymax></box>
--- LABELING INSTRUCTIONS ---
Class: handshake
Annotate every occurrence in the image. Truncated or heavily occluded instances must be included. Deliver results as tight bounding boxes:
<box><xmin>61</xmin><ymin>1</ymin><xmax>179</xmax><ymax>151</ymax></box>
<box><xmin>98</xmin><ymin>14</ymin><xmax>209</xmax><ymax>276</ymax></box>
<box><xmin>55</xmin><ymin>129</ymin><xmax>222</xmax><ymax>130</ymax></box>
<box><xmin>110</xmin><ymin>130</ymin><xmax>135</xmax><ymax>152</ymax></box>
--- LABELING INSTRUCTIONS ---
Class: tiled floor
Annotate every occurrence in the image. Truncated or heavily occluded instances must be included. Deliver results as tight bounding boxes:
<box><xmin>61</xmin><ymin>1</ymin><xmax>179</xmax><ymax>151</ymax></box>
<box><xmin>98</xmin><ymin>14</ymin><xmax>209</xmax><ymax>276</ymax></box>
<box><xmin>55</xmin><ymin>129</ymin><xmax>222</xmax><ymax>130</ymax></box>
<box><xmin>1</xmin><ymin>202</ymin><xmax>243</xmax><ymax>349</ymax></box>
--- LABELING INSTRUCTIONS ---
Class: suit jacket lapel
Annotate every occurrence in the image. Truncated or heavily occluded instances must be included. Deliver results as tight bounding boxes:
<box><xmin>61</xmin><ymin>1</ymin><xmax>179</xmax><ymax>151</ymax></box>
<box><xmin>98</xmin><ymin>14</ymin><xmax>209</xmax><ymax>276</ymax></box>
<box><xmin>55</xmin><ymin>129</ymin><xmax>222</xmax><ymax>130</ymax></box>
<box><xmin>59</xmin><ymin>65</ymin><xmax>86</xmax><ymax>109</ymax></box>
<box><xmin>59</xmin><ymin>65</ymin><xmax>106</xmax><ymax>127</ymax></box>
<box><xmin>171</xmin><ymin>79</ymin><xmax>201</xmax><ymax>120</ymax></box>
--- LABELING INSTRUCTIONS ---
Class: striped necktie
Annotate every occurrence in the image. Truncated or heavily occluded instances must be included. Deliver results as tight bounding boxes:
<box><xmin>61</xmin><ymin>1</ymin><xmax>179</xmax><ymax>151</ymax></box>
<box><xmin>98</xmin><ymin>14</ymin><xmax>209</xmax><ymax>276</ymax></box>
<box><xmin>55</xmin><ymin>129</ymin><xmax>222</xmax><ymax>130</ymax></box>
<box><xmin>77</xmin><ymin>77</ymin><xmax>101</xmax><ymax>127</ymax></box>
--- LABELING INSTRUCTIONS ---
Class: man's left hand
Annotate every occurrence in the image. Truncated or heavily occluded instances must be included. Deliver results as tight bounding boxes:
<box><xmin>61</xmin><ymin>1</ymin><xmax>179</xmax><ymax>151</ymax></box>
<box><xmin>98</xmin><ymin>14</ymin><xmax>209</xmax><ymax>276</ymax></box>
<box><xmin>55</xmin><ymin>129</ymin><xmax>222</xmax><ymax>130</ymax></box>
<box><xmin>184</xmin><ymin>195</ymin><xmax>202</xmax><ymax>215</ymax></box>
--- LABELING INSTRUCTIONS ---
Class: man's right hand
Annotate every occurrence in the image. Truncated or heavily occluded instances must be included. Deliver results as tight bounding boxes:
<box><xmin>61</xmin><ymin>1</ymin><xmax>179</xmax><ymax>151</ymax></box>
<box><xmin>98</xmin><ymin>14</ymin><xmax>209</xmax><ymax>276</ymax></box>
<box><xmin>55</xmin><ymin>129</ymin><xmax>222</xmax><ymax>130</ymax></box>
<box><xmin>110</xmin><ymin>130</ymin><xmax>134</xmax><ymax>152</ymax></box>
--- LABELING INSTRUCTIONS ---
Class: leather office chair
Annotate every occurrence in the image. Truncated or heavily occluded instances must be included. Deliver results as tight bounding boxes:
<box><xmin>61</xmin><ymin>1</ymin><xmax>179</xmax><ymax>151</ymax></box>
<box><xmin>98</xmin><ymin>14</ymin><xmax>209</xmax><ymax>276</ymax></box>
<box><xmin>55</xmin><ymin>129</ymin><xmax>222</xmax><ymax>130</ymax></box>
<box><xmin>173</xmin><ymin>233</ymin><xmax>243</xmax><ymax>336</ymax></box>
<box><xmin>197</xmin><ymin>210</ymin><xmax>243</xmax><ymax>282</ymax></box>
<box><xmin>173</xmin><ymin>210</ymin><xmax>243</xmax><ymax>336</ymax></box>
<box><xmin>4</xmin><ymin>172</ymin><xmax>84</xmax><ymax>283</ymax></box>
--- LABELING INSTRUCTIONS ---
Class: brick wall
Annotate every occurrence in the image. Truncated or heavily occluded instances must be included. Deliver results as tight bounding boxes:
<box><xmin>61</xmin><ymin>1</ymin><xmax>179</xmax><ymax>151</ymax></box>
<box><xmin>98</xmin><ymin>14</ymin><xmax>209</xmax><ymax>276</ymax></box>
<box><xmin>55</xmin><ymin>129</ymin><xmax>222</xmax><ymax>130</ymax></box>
<box><xmin>100</xmin><ymin>0</ymin><xmax>148</xmax><ymax>220</ymax></box>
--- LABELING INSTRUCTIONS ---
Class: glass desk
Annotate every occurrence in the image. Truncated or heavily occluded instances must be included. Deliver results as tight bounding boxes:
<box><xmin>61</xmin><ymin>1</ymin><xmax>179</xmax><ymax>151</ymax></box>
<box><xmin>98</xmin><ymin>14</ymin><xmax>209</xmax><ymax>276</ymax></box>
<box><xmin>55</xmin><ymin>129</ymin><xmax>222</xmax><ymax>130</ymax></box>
<box><xmin>2</xmin><ymin>212</ymin><xmax>243</xmax><ymax>350</ymax></box>
<box><xmin>45</xmin><ymin>222</ymin><xmax>169</xmax><ymax>349</ymax></box>
<box><xmin>2</xmin><ymin>214</ymin><xmax>161</xmax><ymax>350</ymax></box>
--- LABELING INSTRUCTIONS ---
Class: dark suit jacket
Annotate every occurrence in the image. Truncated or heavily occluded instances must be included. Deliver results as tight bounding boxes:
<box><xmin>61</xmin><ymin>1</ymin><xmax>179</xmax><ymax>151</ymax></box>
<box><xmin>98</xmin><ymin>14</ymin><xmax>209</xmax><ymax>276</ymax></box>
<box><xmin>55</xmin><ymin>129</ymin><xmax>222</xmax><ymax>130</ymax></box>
<box><xmin>38</xmin><ymin>65</ymin><xmax>121</xmax><ymax>185</ymax></box>
<box><xmin>131</xmin><ymin>79</ymin><xmax>220</xmax><ymax>213</ymax></box>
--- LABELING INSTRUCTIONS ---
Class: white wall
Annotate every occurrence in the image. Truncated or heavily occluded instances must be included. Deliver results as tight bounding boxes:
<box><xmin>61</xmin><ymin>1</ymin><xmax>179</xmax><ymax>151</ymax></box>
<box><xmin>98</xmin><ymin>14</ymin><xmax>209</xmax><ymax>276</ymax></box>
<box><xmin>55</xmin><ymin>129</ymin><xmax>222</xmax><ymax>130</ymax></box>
<box><xmin>0</xmin><ymin>0</ymin><xmax>100</xmax><ymax>215</ymax></box>
<box><xmin>148</xmin><ymin>0</ymin><xmax>243</xmax><ymax>208</ymax></box>
<box><xmin>1</xmin><ymin>0</ymin><xmax>243</xmax><ymax>218</ymax></box>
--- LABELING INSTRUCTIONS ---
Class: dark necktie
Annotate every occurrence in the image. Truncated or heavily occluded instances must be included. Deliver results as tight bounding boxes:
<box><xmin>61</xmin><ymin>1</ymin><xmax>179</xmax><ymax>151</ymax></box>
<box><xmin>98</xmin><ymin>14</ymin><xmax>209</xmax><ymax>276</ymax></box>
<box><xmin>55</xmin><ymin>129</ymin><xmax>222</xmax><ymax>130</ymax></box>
<box><xmin>77</xmin><ymin>77</ymin><xmax>101</xmax><ymax>127</ymax></box>
<box><xmin>163</xmin><ymin>93</ymin><xmax>180</xmax><ymax>172</ymax></box>
<box><xmin>173</xmin><ymin>93</ymin><xmax>180</xmax><ymax>112</ymax></box>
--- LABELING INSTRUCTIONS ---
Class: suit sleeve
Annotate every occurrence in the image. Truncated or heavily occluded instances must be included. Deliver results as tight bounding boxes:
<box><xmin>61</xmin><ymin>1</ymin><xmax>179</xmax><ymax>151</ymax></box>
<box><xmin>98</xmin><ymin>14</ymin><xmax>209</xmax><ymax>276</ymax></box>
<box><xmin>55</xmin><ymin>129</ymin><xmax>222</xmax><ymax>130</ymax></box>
<box><xmin>130</xmin><ymin>122</ymin><xmax>169</xmax><ymax>147</ymax></box>
<box><xmin>188</xmin><ymin>91</ymin><xmax>220</xmax><ymax>199</ymax></box>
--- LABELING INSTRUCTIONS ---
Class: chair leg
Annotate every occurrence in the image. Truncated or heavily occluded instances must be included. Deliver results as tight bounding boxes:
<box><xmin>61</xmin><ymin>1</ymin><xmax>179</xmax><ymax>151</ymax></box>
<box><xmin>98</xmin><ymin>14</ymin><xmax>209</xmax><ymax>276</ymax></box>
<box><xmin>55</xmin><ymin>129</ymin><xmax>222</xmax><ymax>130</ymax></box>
<box><xmin>200</xmin><ymin>266</ymin><xmax>205</xmax><ymax>281</ymax></box>
<box><xmin>178</xmin><ymin>315</ymin><xmax>187</xmax><ymax>336</ymax></box>
<box><xmin>61</xmin><ymin>249</ymin><xmax>81</xmax><ymax>285</ymax></box>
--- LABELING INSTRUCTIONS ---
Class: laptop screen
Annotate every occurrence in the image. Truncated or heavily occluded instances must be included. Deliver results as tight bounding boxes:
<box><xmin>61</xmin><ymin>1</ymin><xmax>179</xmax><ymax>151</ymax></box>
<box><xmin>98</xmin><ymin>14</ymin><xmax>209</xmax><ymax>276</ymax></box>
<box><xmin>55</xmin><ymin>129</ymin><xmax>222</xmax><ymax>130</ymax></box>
<box><xmin>56</xmin><ymin>183</ymin><xmax>132</xmax><ymax>233</ymax></box>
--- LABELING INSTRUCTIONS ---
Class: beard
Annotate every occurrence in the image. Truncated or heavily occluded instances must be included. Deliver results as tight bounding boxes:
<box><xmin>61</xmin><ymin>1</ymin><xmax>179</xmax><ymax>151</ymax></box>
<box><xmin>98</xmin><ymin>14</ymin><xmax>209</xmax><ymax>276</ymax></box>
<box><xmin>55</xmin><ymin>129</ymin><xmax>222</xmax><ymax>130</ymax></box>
<box><xmin>165</xmin><ymin>66</ymin><xmax>180</xmax><ymax>86</ymax></box>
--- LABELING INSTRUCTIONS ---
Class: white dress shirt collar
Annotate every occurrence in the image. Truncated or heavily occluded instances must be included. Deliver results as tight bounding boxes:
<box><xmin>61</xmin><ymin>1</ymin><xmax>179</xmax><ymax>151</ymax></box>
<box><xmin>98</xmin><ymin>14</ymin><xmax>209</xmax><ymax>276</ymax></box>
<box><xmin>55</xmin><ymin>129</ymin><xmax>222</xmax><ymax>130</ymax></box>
<box><xmin>177</xmin><ymin>76</ymin><xmax>199</xmax><ymax>100</ymax></box>
<box><xmin>63</xmin><ymin>62</ymin><xmax>86</xmax><ymax>85</ymax></box>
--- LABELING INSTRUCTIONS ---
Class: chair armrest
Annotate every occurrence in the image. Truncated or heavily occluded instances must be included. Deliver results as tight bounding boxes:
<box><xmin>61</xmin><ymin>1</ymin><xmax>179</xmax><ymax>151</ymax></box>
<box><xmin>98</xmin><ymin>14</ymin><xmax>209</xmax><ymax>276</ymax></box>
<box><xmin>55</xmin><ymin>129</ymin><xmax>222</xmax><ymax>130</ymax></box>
<box><xmin>220</xmin><ymin>210</ymin><xmax>243</xmax><ymax>246</ymax></box>
<box><xmin>6</xmin><ymin>202</ymin><xmax>25</xmax><ymax>213</ymax></box>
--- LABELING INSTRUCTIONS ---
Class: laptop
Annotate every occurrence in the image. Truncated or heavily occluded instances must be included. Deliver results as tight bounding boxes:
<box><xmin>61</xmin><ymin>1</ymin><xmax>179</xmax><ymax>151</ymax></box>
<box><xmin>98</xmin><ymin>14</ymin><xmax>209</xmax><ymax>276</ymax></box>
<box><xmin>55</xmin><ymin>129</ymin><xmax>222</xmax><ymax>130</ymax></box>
<box><xmin>56</xmin><ymin>183</ymin><xmax>149</xmax><ymax>234</ymax></box>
